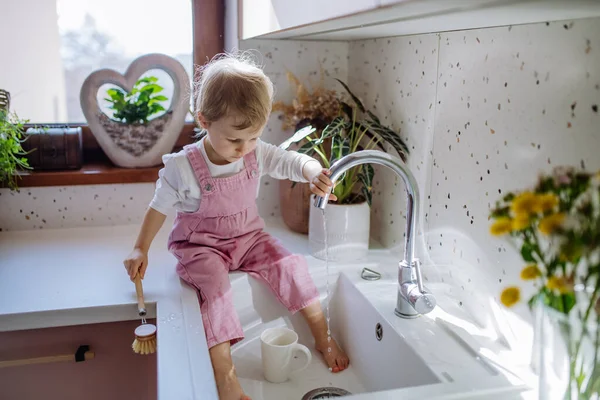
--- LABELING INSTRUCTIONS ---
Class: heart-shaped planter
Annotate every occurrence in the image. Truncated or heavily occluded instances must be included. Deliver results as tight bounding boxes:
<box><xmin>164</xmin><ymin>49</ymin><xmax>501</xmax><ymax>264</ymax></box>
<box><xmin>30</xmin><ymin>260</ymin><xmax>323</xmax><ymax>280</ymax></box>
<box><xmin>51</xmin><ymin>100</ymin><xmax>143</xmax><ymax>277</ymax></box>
<box><xmin>80</xmin><ymin>53</ymin><xmax>190</xmax><ymax>168</ymax></box>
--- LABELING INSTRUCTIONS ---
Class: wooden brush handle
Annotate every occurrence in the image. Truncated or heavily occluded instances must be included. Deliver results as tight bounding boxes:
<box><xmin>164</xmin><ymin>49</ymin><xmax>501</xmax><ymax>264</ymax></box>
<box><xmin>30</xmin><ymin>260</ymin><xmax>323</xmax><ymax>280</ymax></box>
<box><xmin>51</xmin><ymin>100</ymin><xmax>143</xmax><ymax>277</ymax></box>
<box><xmin>134</xmin><ymin>275</ymin><xmax>147</xmax><ymax>317</ymax></box>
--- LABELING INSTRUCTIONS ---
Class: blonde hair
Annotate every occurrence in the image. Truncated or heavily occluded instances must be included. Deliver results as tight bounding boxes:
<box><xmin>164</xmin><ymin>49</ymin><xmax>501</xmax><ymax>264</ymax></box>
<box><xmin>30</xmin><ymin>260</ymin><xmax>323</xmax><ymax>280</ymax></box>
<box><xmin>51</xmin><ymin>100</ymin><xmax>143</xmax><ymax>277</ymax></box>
<box><xmin>194</xmin><ymin>52</ymin><xmax>274</xmax><ymax>132</ymax></box>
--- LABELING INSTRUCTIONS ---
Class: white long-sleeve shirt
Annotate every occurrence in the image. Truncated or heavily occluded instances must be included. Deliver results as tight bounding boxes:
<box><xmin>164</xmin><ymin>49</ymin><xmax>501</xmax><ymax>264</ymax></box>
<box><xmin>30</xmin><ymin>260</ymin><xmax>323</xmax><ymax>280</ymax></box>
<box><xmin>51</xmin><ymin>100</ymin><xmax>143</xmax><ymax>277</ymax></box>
<box><xmin>149</xmin><ymin>137</ymin><xmax>320</xmax><ymax>214</ymax></box>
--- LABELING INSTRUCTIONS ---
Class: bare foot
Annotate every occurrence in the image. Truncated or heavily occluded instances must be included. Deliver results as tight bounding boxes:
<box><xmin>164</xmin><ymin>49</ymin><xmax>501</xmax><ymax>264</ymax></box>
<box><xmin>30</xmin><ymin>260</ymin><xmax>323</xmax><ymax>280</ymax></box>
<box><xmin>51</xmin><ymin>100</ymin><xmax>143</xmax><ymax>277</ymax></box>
<box><xmin>300</xmin><ymin>301</ymin><xmax>350</xmax><ymax>373</ymax></box>
<box><xmin>214</xmin><ymin>368</ymin><xmax>251</xmax><ymax>400</ymax></box>
<box><xmin>316</xmin><ymin>336</ymin><xmax>350</xmax><ymax>373</ymax></box>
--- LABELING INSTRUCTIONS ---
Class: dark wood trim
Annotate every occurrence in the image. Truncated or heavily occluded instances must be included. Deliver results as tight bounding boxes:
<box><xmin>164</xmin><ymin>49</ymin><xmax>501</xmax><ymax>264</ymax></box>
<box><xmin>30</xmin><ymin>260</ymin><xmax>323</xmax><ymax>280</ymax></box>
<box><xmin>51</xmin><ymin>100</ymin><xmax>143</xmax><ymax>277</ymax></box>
<box><xmin>192</xmin><ymin>0</ymin><xmax>225</xmax><ymax>106</ymax></box>
<box><xmin>12</xmin><ymin>158</ymin><xmax>162</xmax><ymax>188</ymax></box>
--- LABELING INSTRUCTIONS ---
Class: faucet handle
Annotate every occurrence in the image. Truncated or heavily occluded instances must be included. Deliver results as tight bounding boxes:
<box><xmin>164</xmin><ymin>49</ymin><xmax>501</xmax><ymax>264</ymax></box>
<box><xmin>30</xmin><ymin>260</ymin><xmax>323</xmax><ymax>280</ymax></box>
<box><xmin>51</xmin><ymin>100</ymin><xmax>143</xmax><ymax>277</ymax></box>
<box><xmin>413</xmin><ymin>258</ymin><xmax>425</xmax><ymax>292</ymax></box>
<box><xmin>397</xmin><ymin>258</ymin><xmax>437</xmax><ymax>317</ymax></box>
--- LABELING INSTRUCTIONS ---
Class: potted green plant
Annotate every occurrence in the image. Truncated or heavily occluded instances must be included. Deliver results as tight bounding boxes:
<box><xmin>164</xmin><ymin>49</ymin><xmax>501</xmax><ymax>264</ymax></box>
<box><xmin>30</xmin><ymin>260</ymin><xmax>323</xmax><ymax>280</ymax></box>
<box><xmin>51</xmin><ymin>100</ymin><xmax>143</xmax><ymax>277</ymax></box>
<box><xmin>280</xmin><ymin>79</ymin><xmax>408</xmax><ymax>261</ymax></box>
<box><xmin>0</xmin><ymin>91</ymin><xmax>32</xmax><ymax>191</ymax></box>
<box><xmin>80</xmin><ymin>53</ymin><xmax>190</xmax><ymax>168</ymax></box>
<box><xmin>273</xmin><ymin>70</ymin><xmax>342</xmax><ymax>234</ymax></box>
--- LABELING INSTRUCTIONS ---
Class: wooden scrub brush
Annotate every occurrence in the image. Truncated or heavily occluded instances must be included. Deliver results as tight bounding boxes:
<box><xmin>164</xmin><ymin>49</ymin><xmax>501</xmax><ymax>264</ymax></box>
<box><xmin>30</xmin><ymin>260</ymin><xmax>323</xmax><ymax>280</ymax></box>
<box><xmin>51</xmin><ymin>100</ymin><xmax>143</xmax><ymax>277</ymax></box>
<box><xmin>132</xmin><ymin>275</ymin><xmax>157</xmax><ymax>355</ymax></box>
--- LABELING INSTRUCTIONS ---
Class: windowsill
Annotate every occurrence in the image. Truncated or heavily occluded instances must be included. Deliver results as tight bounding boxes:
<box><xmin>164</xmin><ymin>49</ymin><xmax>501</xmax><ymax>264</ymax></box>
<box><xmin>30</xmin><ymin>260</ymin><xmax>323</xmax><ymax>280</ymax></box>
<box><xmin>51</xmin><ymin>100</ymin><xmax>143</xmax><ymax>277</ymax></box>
<box><xmin>1</xmin><ymin>123</ymin><xmax>196</xmax><ymax>189</ymax></box>
<box><xmin>10</xmin><ymin>155</ymin><xmax>162</xmax><ymax>188</ymax></box>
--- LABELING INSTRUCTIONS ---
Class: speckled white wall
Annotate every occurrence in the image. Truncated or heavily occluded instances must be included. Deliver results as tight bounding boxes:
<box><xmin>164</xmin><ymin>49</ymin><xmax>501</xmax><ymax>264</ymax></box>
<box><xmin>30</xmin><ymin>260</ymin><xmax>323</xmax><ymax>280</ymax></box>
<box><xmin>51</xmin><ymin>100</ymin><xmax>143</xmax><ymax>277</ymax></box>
<box><xmin>348</xmin><ymin>36</ymin><xmax>439</xmax><ymax>249</ymax></box>
<box><xmin>0</xmin><ymin>184</ymin><xmax>157</xmax><ymax>232</ymax></box>
<box><xmin>429</xmin><ymin>19</ymin><xmax>600</xmax><ymax>340</ymax></box>
<box><xmin>0</xmin><ymin>40</ymin><xmax>348</xmax><ymax>232</ymax></box>
<box><xmin>240</xmin><ymin>39</ymin><xmax>349</xmax><ymax>219</ymax></box>
<box><xmin>349</xmin><ymin>18</ymin><xmax>600</xmax><ymax>350</ymax></box>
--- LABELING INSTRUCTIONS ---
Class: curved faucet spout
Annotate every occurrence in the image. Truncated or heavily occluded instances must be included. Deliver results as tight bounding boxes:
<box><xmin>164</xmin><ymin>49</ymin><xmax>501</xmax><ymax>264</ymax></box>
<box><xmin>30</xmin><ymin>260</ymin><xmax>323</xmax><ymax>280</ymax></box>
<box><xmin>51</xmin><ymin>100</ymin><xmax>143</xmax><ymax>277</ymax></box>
<box><xmin>314</xmin><ymin>150</ymin><xmax>436</xmax><ymax>318</ymax></box>
<box><xmin>314</xmin><ymin>150</ymin><xmax>419</xmax><ymax>266</ymax></box>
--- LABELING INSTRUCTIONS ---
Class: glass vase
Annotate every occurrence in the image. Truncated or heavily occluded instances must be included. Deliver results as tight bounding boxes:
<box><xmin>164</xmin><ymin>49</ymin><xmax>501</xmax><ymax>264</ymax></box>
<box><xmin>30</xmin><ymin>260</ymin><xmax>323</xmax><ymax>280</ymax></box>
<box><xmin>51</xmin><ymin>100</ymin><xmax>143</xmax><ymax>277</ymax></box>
<box><xmin>537</xmin><ymin>299</ymin><xmax>600</xmax><ymax>399</ymax></box>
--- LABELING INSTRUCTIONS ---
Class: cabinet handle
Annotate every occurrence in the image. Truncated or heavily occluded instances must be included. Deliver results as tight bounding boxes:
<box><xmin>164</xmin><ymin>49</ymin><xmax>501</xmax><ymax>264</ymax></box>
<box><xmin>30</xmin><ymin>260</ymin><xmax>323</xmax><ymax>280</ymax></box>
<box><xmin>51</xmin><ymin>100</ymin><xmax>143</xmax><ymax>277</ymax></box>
<box><xmin>0</xmin><ymin>345</ymin><xmax>94</xmax><ymax>368</ymax></box>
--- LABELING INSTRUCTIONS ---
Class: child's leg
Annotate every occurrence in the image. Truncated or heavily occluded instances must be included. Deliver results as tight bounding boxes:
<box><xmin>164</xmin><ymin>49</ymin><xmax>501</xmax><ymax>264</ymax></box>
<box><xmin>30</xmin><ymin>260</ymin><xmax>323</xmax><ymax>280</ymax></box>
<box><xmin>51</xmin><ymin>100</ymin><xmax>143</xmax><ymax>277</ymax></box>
<box><xmin>239</xmin><ymin>233</ymin><xmax>349</xmax><ymax>372</ymax></box>
<box><xmin>210</xmin><ymin>341</ymin><xmax>251</xmax><ymax>400</ymax></box>
<box><xmin>299</xmin><ymin>300</ymin><xmax>350</xmax><ymax>373</ymax></box>
<box><xmin>175</xmin><ymin>252</ymin><xmax>249</xmax><ymax>399</ymax></box>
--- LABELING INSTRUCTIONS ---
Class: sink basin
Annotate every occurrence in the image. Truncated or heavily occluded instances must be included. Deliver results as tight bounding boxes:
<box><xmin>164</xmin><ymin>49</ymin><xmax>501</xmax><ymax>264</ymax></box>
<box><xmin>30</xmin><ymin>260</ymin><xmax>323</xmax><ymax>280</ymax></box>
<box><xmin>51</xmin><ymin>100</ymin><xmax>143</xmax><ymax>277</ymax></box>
<box><xmin>231</xmin><ymin>271</ymin><xmax>440</xmax><ymax>399</ymax></box>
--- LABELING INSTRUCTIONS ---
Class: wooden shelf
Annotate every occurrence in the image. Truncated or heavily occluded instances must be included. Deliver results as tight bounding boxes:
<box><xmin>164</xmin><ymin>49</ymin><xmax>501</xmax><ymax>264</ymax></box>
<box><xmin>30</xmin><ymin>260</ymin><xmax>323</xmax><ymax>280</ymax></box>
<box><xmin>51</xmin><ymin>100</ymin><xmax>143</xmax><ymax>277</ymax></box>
<box><xmin>10</xmin><ymin>154</ymin><xmax>162</xmax><ymax>188</ymax></box>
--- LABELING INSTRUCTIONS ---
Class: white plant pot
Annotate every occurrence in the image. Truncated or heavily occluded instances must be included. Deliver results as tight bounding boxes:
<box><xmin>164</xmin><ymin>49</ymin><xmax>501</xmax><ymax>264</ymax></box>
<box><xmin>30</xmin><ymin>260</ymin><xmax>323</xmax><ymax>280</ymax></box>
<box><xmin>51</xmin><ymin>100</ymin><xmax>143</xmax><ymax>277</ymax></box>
<box><xmin>308</xmin><ymin>195</ymin><xmax>370</xmax><ymax>262</ymax></box>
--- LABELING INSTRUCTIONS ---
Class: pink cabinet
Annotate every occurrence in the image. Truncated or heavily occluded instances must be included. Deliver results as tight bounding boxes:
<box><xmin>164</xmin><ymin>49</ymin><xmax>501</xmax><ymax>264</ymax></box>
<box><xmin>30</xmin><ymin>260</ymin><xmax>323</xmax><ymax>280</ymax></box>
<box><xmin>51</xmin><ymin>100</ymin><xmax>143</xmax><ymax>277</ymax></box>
<box><xmin>0</xmin><ymin>320</ymin><xmax>157</xmax><ymax>400</ymax></box>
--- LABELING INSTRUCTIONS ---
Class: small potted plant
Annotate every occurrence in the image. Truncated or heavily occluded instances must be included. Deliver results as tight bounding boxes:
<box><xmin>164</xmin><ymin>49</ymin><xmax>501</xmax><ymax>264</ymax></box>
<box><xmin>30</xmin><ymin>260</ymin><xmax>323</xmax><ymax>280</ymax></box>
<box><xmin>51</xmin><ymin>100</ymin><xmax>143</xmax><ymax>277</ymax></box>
<box><xmin>281</xmin><ymin>79</ymin><xmax>408</xmax><ymax>261</ymax></box>
<box><xmin>0</xmin><ymin>90</ymin><xmax>32</xmax><ymax>191</ymax></box>
<box><xmin>80</xmin><ymin>53</ymin><xmax>190</xmax><ymax>168</ymax></box>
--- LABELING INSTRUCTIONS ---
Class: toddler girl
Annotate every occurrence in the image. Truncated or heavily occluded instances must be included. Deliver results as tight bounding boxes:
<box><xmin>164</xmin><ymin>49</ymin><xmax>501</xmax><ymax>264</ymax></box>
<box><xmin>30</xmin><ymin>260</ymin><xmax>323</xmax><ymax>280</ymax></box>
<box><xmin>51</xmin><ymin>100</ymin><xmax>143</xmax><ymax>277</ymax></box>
<box><xmin>123</xmin><ymin>53</ymin><xmax>349</xmax><ymax>400</ymax></box>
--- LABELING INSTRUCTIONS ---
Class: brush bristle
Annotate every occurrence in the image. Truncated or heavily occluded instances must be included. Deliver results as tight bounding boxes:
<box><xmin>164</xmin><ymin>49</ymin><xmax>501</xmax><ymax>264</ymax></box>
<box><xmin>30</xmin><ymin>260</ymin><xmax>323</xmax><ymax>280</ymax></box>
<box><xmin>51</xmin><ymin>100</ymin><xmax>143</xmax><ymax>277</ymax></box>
<box><xmin>132</xmin><ymin>336</ymin><xmax>157</xmax><ymax>355</ymax></box>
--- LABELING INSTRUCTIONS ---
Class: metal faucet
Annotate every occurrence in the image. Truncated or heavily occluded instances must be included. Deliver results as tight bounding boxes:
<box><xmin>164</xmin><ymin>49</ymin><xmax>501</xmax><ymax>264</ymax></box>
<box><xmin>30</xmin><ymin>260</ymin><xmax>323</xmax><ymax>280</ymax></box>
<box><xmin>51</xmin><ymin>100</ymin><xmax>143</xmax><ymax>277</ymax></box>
<box><xmin>314</xmin><ymin>150</ymin><xmax>436</xmax><ymax>318</ymax></box>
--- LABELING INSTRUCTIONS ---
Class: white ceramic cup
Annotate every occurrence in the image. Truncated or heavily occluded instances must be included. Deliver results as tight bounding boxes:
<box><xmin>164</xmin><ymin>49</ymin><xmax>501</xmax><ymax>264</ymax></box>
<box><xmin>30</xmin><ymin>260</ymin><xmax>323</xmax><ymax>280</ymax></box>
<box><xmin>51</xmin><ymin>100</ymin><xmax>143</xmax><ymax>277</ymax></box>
<box><xmin>260</xmin><ymin>327</ymin><xmax>312</xmax><ymax>383</ymax></box>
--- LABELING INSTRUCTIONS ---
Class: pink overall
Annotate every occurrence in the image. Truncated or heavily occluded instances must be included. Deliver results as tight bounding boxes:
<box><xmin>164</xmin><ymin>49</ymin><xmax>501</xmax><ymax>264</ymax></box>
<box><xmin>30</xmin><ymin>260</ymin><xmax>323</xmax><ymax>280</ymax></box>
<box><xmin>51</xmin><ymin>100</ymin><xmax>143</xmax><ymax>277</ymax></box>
<box><xmin>167</xmin><ymin>144</ymin><xmax>319</xmax><ymax>349</ymax></box>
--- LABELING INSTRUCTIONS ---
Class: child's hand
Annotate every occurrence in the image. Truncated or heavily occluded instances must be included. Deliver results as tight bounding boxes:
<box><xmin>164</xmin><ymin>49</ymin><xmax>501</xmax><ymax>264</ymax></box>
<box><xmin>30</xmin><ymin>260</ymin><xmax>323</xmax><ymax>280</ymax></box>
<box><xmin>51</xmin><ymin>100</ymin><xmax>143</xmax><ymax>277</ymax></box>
<box><xmin>123</xmin><ymin>248</ymin><xmax>148</xmax><ymax>281</ymax></box>
<box><xmin>309</xmin><ymin>169</ymin><xmax>338</xmax><ymax>202</ymax></box>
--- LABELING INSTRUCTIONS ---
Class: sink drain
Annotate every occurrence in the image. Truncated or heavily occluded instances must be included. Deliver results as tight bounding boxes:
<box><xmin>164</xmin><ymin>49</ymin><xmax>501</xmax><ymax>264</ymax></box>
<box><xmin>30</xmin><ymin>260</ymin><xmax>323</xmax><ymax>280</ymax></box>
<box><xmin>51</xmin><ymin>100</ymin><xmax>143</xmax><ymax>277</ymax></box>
<box><xmin>302</xmin><ymin>387</ymin><xmax>352</xmax><ymax>399</ymax></box>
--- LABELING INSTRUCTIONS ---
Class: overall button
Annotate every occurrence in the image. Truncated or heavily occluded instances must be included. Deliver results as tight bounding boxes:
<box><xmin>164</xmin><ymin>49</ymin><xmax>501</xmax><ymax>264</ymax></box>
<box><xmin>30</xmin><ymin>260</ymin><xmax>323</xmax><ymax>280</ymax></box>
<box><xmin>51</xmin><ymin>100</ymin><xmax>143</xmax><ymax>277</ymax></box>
<box><xmin>204</xmin><ymin>184</ymin><xmax>212</xmax><ymax>192</ymax></box>
<box><xmin>251</xmin><ymin>170</ymin><xmax>258</xmax><ymax>177</ymax></box>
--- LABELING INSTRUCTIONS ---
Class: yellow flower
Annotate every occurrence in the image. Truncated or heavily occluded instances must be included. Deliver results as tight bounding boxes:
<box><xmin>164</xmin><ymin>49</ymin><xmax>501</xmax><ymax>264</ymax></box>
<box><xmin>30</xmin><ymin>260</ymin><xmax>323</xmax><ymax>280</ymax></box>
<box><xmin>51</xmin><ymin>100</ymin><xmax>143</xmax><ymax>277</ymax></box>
<box><xmin>546</xmin><ymin>276</ymin><xmax>573</xmax><ymax>294</ymax></box>
<box><xmin>490</xmin><ymin>217</ymin><xmax>513</xmax><ymax>236</ymax></box>
<box><xmin>538</xmin><ymin>213</ymin><xmax>565</xmax><ymax>235</ymax></box>
<box><xmin>500</xmin><ymin>286</ymin><xmax>521</xmax><ymax>307</ymax></box>
<box><xmin>520</xmin><ymin>264</ymin><xmax>542</xmax><ymax>280</ymax></box>
<box><xmin>534</xmin><ymin>193</ymin><xmax>559</xmax><ymax>213</ymax></box>
<box><xmin>512</xmin><ymin>213</ymin><xmax>531</xmax><ymax>231</ymax></box>
<box><xmin>511</xmin><ymin>192</ymin><xmax>537</xmax><ymax>216</ymax></box>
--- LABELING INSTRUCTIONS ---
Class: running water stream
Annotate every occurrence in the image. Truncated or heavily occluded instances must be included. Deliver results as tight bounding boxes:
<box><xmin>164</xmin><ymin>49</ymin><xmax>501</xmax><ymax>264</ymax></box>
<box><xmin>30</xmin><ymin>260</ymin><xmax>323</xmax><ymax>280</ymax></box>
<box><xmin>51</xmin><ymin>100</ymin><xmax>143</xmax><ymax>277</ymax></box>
<box><xmin>321</xmin><ymin>209</ymin><xmax>332</xmax><ymax>371</ymax></box>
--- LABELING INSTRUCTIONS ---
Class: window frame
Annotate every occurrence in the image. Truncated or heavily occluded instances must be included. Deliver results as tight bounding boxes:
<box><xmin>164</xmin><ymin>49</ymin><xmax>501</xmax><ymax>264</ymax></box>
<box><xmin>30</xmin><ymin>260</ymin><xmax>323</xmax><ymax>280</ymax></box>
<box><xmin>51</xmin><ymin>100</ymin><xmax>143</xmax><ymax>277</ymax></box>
<box><xmin>8</xmin><ymin>0</ymin><xmax>224</xmax><ymax>188</ymax></box>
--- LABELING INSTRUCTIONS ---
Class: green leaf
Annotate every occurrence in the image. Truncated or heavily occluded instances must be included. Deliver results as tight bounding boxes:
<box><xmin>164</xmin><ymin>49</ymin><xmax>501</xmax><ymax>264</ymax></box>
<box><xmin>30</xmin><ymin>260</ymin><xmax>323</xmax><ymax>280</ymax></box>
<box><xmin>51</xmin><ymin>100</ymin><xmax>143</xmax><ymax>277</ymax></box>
<box><xmin>150</xmin><ymin>95</ymin><xmax>168</xmax><ymax>102</ymax></box>
<box><xmin>319</xmin><ymin>116</ymin><xmax>346</xmax><ymax>143</ymax></box>
<box><xmin>521</xmin><ymin>243</ymin><xmax>536</xmax><ymax>263</ymax></box>
<box><xmin>367</xmin><ymin>110</ymin><xmax>381</xmax><ymax>124</ymax></box>
<box><xmin>149</xmin><ymin>103</ymin><xmax>166</xmax><ymax>115</ymax></box>
<box><xmin>358</xmin><ymin>164</ymin><xmax>375</xmax><ymax>206</ymax></box>
<box><xmin>340</xmin><ymin>102</ymin><xmax>354</xmax><ymax>119</ymax></box>
<box><xmin>335</xmin><ymin>79</ymin><xmax>365</xmax><ymax>112</ymax></box>
<box><xmin>297</xmin><ymin>140</ymin><xmax>316</xmax><ymax>156</ymax></box>
<box><xmin>561</xmin><ymin>292</ymin><xmax>576</xmax><ymax>314</ymax></box>
<box><xmin>362</xmin><ymin>119</ymin><xmax>409</xmax><ymax>157</ymax></box>
<box><xmin>140</xmin><ymin>84</ymin><xmax>162</xmax><ymax>93</ymax></box>
<box><xmin>107</xmin><ymin>88</ymin><xmax>125</xmax><ymax>101</ymax></box>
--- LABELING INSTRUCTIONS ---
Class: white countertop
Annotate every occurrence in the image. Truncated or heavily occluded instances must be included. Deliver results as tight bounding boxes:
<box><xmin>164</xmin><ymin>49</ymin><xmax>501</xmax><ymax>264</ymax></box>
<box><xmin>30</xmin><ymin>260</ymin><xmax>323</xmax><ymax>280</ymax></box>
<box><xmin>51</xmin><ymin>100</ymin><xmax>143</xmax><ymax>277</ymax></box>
<box><xmin>0</xmin><ymin>219</ymin><xmax>537</xmax><ymax>400</ymax></box>
<box><xmin>0</xmin><ymin>220</ymin><xmax>216</xmax><ymax>400</ymax></box>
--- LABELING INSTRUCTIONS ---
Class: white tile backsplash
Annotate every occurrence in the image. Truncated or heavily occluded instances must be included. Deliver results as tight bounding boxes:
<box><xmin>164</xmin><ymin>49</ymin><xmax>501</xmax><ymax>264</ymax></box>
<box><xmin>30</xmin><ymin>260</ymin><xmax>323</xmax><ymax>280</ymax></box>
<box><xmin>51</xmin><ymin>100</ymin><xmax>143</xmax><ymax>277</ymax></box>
<box><xmin>346</xmin><ymin>18</ymin><xmax>600</xmax><ymax>346</ymax></box>
<box><xmin>348</xmin><ymin>36</ymin><xmax>439</xmax><ymax>249</ymax></box>
<box><xmin>428</xmin><ymin>19</ymin><xmax>600</xmax><ymax>327</ymax></box>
